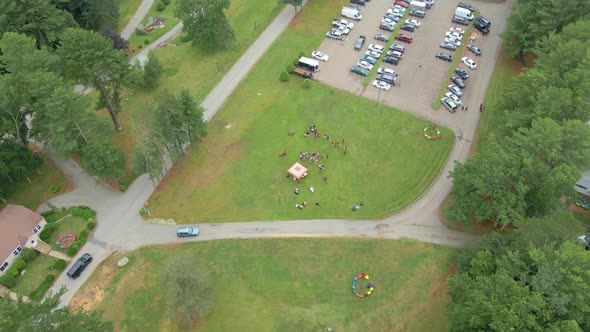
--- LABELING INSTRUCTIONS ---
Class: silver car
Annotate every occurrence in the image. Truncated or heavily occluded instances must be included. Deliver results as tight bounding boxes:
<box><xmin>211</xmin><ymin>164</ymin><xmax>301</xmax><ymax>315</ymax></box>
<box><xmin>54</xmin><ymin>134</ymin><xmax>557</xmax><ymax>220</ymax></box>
<box><xmin>177</xmin><ymin>227</ymin><xmax>199</xmax><ymax>237</ymax></box>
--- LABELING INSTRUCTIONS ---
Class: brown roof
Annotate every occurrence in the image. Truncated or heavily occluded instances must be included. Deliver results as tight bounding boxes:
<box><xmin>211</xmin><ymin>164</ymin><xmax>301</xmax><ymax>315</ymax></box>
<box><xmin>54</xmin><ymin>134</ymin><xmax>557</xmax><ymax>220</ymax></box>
<box><xmin>0</xmin><ymin>205</ymin><xmax>43</xmax><ymax>262</ymax></box>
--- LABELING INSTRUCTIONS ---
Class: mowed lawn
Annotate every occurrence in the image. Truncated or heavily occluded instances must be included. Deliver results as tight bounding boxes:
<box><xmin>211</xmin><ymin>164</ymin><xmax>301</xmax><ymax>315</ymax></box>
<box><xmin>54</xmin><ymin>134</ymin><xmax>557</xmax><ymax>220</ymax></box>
<box><xmin>72</xmin><ymin>239</ymin><xmax>453</xmax><ymax>331</ymax></box>
<box><xmin>116</xmin><ymin>0</ymin><xmax>143</xmax><ymax>32</ymax></box>
<box><xmin>147</xmin><ymin>0</ymin><xmax>453</xmax><ymax>222</ymax></box>
<box><xmin>1</xmin><ymin>156</ymin><xmax>71</xmax><ymax>211</ymax></box>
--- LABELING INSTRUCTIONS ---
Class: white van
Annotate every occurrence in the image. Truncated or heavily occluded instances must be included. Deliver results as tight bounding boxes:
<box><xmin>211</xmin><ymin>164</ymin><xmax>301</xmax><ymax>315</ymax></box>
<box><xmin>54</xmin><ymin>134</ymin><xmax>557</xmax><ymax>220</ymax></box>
<box><xmin>342</xmin><ymin>7</ymin><xmax>362</xmax><ymax>20</ymax></box>
<box><xmin>454</xmin><ymin>7</ymin><xmax>474</xmax><ymax>20</ymax></box>
<box><xmin>441</xmin><ymin>97</ymin><xmax>458</xmax><ymax>112</ymax></box>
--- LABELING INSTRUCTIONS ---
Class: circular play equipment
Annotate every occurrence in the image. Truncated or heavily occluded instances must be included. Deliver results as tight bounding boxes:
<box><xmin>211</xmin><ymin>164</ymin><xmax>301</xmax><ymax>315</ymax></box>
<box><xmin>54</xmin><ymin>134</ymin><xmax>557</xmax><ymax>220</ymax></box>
<box><xmin>351</xmin><ymin>272</ymin><xmax>375</xmax><ymax>299</ymax></box>
<box><xmin>423</xmin><ymin>125</ymin><xmax>442</xmax><ymax>140</ymax></box>
<box><xmin>56</xmin><ymin>233</ymin><xmax>76</xmax><ymax>249</ymax></box>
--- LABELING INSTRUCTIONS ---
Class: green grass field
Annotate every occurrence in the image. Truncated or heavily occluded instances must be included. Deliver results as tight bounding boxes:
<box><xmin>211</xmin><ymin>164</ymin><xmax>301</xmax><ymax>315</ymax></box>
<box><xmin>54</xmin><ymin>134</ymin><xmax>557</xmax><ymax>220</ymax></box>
<box><xmin>1</xmin><ymin>156</ymin><xmax>71</xmax><ymax>211</ymax></box>
<box><xmin>116</xmin><ymin>0</ymin><xmax>143</xmax><ymax>32</ymax></box>
<box><xmin>146</xmin><ymin>0</ymin><xmax>453</xmax><ymax>223</ymax></box>
<box><xmin>12</xmin><ymin>255</ymin><xmax>59</xmax><ymax>296</ymax></box>
<box><xmin>72</xmin><ymin>239</ymin><xmax>453</xmax><ymax>331</ymax></box>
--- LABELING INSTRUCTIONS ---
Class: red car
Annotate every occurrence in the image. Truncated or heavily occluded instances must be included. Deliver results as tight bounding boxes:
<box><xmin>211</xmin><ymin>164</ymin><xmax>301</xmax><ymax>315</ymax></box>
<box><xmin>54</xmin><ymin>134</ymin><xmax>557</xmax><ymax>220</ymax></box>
<box><xmin>394</xmin><ymin>1</ymin><xmax>409</xmax><ymax>8</ymax></box>
<box><xmin>395</xmin><ymin>33</ymin><xmax>413</xmax><ymax>43</ymax></box>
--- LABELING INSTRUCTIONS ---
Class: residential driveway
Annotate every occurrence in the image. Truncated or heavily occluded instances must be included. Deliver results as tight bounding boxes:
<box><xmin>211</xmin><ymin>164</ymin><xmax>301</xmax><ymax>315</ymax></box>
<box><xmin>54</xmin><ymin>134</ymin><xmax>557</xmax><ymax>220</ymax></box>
<box><xmin>46</xmin><ymin>0</ymin><xmax>514</xmax><ymax>308</ymax></box>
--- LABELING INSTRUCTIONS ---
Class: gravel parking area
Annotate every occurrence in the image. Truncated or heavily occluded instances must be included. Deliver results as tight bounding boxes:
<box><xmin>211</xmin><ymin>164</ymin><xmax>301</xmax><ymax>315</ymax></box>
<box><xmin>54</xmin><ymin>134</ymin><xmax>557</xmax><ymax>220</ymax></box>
<box><xmin>313</xmin><ymin>0</ymin><xmax>514</xmax><ymax>129</ymax></box>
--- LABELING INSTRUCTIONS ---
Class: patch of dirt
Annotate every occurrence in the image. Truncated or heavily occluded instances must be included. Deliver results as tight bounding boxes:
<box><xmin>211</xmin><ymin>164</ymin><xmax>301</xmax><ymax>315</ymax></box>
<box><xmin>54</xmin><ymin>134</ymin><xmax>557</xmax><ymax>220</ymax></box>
<box><xmin>71</xmin><ymin>263</ymin><xmax>116</xmax><ymax>311</ymax></box>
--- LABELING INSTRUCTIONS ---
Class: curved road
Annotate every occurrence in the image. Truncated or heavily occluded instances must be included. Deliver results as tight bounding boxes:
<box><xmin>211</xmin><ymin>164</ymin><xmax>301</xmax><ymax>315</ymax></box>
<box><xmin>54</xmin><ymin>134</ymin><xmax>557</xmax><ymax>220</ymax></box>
<box><xmin>46</xmin><ymin>0</ymin><xmax>514</xmax><ymax>308</ymax></box>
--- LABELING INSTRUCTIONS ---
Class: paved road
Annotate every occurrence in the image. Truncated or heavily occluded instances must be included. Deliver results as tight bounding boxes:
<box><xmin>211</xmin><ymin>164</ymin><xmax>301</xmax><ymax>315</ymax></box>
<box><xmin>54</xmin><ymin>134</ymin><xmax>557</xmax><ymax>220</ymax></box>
<box><xmin>46</xmin><ymin>0</ymin><xmax>513</xmax><ymax>308</ymax></box>
<box><xmin>120</xmin><ymin>0</ymin><xmax>156</xmax><ymax>40</ymax></box>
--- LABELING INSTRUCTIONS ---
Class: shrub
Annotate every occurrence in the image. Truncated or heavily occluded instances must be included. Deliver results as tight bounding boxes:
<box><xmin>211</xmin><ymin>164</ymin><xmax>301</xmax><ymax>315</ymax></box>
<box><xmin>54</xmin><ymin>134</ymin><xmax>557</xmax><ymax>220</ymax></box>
<box><xmin>29</xmin><ymin>274</ymin><xmax>56</xmax><ymax>300</ymax></box>
<box><xmin>119</xmin><ymin>183</ymin><xmax>128</xmax><ymax>192</ymax></box>
<box><xmin>0</xmin><ymin>275</ymin><xmax>16</xmax><ymax>288</ymax></box>
<box><xmin>292</xmin><ymin>58</ymin><xmax>299</xmax><ymax>66</ymax></box>
<box><xmin>39</xmin><ymin>229</ymin><xmax>52</xmax><ymax>241</ymax></box>
<box><xmin>279</xmin><ymin>70</ymin><xmax>290</xmax><ymax>82</ymax></box>
<box><xmin>20</xmin><ymin>248</ymin><xmax>39</xmax><ymax>263</ymax></box>
<box><xmin>7</xmin><ymin>258</ymin><xmax>26</xmax><ymax>278</ymax></box>
<box><xmin>66</xmin><ymin>247</ymin><xmax>78</xmax><ymax>256</ymax></box>
<box><xmin>71</xmin><ymin>207</ymin><xmax>96</xmax><ymax>220</ymax></box>
<box><xmin>144</xmin><ymin>39</ymin><xmax>150</xmax><ymax>45</ymax></box>
<box><xmin>156</xmin><ymin>1</ymin><xmax>166</xmax><ymax>11</ymax></box>
<box><xmin>87</xmin><ymin>221</ymin><xmax>96</xmax><ymax>230</ymax></box>
<box><xmin>45</xmin><ymin>223</ymin><xmax>57</xmax><ymax>231</ymax></box>
<box><xmin>299</xmin><ymin>51</ymin><xmax>305</xmax><ymax>57</ymax></box>
<box><xmin>75</xmin><ymin>238</ymin><xmax>87</xmax><ymax>247</ymax></box>
<box><xmin>286</xmin><ymin>63</ymin><xmax>295</xmax><ymax>73</ymax></box>
<box><xmin>80</xmin><ymin>230</ymin><xmax>89</xmax><ymax>238</ymax></box>
<box><xmin>303</xmin><ymin>79</ymin><xmax>311</xmax><ymax>89</ymax></box>
<box><xmin>50</xmin><ymin>185</ymin><xmax>62</xmax><ymax>193</ymax></box>
<box><xmin>162</xmin><ymin>0</ymin><xmax>171</xmax><ymax>4</ymax></box>
<box><xmin>28</xmin><ymin>290</ymin><xmax>39</xmax><ymax>300</ymax></box>
<box><xmin>138</xmin><ymin>44</ymin><xmax>143</xmax><ymax>49</ymax></box>
<box><xmin>53</xmin><ymin>259</ymin><xmax>66</xmax><ymax>270</ymax></box>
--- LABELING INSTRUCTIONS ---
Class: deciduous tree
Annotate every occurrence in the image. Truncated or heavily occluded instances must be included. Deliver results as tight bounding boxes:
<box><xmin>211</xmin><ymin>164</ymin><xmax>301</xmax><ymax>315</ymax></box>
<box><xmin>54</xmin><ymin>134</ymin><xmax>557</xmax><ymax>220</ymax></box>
<box><xmin>143</xmin><ymin>51</ymin><xmax>163</xmax><ymax>88</ymax></box>
<box><xmin>176</xmin><ymin>0</ymin><xmax>235</xmax><ymax>51</ymax></box>
<box><xmin>59</xmin><ymin>28</ymin><xmax>130</xmax><ymax>130</ymax></box>
<box><xmin>0</xmin><ymin>0</ymin><xmax>76</xmax><ymax>48</ymax></box>
<box><xmin>101</xmin><ymin>29</ymin><xmax>129</xmax><ymax>50</ymax></box>
<box><xmin>161</xmin><ymin>255</ymin><xmax>212</xmax><ymax>321</ymax></box>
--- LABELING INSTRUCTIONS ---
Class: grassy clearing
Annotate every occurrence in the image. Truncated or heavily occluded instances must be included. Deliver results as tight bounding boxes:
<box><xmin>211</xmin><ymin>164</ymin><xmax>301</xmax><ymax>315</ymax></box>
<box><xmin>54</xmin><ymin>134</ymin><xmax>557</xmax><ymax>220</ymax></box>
<box><xmin>362</xmin><ymin>14</ymin><xmax>409</xmax><ymax>87</ymax></box>
<box><xmin>1</xmin><ymin>156</ymin><xmax>71</xmax><ymax>211</ymax></box>
<box><xmin>47</xmin><ymin>216</ymin><xmax>90</xmax><ymax>254</ymax></box>
<box><xmin>146</xmin><ymin>0</ymin><xmax>453</xmax><ymax>223</ymax></box>
<box><xmin>431</xmin><ymin>18</ymin><xmax>476</xmax><ymax>110</ymax></box>
<box><xmin>72</xmin><ymin>239</ymin><xmax>453</xmax><ymax>331</ymax></box>
<box><xmin>112</xmin><ymin>0</ymin><xmax>284</xmax><ymax>184</ymax></box>
<box><xmin>12</xmin><ymin>255</ymin><xmax>59</xmax><ymax>296</ymax></box>
<box><xmin>116</xmin><ymin>0</ymin><xmax>143</xmax><ymax>32</ymax></box>
<box><xmin>471</xmin><ymin>44</ymin><xmax>524</xmax><ymax>151</ymax></box>
<box><xmin>127</xmin><ymin>1</ymin><xmax>180</xmax><ymax>53</ymax></box>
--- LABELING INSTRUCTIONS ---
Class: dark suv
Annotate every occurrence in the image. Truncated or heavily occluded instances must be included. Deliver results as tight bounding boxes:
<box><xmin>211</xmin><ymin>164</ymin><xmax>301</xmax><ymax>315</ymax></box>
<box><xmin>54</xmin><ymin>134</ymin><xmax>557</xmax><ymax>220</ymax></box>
<box><xmin>354</xmin><ymin>35</ymin><xmax>366</xmax><ymax>51</ymax></box>
<box><xmin>475</xmin><ymin>16</ymin><xmax>491</xmax><ymax>27</ymax></box>
<box><xmin>474</xmin><ymin>22</ymin><xmax>490</xmax><ymax>35</ymax></box>
<box><xmin>66</xmin><ymin>253</ymin><xmax>93</xmax><ymax>279</ymax></box>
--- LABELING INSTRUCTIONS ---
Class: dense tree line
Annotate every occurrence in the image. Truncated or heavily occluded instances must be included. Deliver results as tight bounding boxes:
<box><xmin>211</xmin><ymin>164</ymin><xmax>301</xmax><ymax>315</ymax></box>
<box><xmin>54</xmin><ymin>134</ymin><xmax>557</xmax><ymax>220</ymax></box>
<box><xmin>501</xmin><ymin>0</ymin><xmax>590</xmax><ymax>59</ymax></box>
<box><xmin>447</xmin><ymin>19</ymin><xmax>590</xmax><ymax>228</ymax></box>
<box><xmin>447</xmin><ymin>5</ymin><xmax>590</xmax><ymax>330</ymax></box>
<box><xmin>447</xmin><ymin>212</ymin><xmax>590</xmax><ymax>331</ymax></box>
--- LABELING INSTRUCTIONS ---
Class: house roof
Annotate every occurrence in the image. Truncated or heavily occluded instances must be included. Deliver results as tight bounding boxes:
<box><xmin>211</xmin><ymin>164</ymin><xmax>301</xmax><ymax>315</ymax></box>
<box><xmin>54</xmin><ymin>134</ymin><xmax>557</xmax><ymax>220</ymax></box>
<box><xmin>0</xmin><ymin>205</ymin><xmax>43</xmax><ymax>262</ymax></box>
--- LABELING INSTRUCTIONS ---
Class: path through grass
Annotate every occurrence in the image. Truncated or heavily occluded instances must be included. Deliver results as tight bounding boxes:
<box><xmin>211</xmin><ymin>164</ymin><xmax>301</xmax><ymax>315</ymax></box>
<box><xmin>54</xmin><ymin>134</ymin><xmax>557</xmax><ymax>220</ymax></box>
<box><xmin>72</xmin><ymin>239</ymin><xmax>453</xmax><ymax>331</ymax></box>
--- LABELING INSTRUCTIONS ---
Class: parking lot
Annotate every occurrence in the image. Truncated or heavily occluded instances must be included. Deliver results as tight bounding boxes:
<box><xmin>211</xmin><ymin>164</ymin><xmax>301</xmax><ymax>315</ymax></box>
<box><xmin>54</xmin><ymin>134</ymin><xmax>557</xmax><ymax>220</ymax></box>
<box><xmin>313</xmin><ymin>0</ymin><xmax>515</xmax><ymax>130</ymax></box>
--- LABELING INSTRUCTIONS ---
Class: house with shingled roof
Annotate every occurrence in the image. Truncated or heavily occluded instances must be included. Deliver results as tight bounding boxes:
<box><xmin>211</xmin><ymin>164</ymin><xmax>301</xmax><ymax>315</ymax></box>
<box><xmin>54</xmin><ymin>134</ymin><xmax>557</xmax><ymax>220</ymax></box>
<box><xmin>0</xmin><ymin>205</ymin><xmax>47</xmax><ymax>275</ymax></box>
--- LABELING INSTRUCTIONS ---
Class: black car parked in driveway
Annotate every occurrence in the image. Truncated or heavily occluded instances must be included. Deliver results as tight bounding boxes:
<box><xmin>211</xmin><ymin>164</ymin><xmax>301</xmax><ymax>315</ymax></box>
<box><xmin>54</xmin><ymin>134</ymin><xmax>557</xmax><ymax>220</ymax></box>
<box><xmin>451</xmin><ymin>76</ymin><xmax>466</xmax><ymax>88</ymax></box>
<box><xmin>455</xmin><ymin>67</ymin><xmax>469</xmax><ymax>80</ymax></box>
<box><xmin>67</xmin><ymin>253</ymin><xmax>93</xmax><ymax>279</ymax></box>
<box><xmin>383</xmin><ymin>55</ymin><xmax>400</xmax><ymax>65</ymax></box>
<box><xmin>475</xmin><ymin>16</ymin><xmax>491</xmax><ymax>27</ymax></box>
